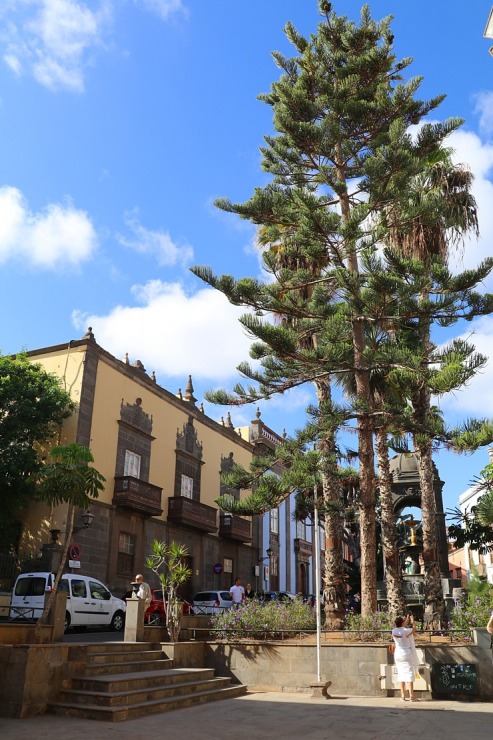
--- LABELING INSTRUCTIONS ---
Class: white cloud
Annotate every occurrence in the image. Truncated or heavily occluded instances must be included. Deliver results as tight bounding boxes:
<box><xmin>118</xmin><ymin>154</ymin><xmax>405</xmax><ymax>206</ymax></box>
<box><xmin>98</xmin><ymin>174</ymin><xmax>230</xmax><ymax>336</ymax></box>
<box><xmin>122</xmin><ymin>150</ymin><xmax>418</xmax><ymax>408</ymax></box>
<box><xmin>1</xmin><ymin>0</ymin><xmax>112</xmax><ymax>92</ymax></box>
<box><xmin>4</xmin><ymin>52</ymin><xmax>22</xmax><ymax>75</ymax></box>
<box><xmin>473</xmin><ymin>91</ymin><xmax>493</xmax><ymax>139</ymax></box>
<box><xmin>0</xmin><ymin>0</ymin><xmax>189</xmax><ymax>91</ymax></box>
<box><xmin>72</xmin><ymin>280</ymin><xmax>253</xmax><ymax>381</ymax></box>
<box><xmin>0</xmin><ymin>186</ymin><xmax>97</xmax><ymax>268</ymax></box>
<box><xmin>438</xmin><ymin>315</ymin><xmax>493</xmax><ymax>418</ymax></box>
<box><xmin>445</xmin><ymin>129</ymin><xmax>493</xmax><ymax>279</ymax></box>
<box><xmin>117</xmin><ymin>210</ymin><xmax>193</xmax><ymax>267</ymax></box>
<box><xmin>133</xmin><ymin>0</ymin><xmax>188</xmax><ymax>21</ymax></box>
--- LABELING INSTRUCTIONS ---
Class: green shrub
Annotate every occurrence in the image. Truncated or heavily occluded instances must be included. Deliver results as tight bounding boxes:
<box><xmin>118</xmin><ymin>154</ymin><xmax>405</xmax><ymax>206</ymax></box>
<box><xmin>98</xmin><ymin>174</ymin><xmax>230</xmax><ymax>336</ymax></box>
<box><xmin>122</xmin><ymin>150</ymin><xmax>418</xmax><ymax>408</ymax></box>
<box><xmin>344</xmin><ymin>610</ymin><xmax>395</xmax><ymax>642</ymax></box>
<box><xmin>210</xmin><ymin>598</ymin><xmax>316</xmax><ymax>640</ymax></box>
<box><xmin>449</xmin><ymin>587</ymin><xmax>492</xmax><ymax>639</ymax></box>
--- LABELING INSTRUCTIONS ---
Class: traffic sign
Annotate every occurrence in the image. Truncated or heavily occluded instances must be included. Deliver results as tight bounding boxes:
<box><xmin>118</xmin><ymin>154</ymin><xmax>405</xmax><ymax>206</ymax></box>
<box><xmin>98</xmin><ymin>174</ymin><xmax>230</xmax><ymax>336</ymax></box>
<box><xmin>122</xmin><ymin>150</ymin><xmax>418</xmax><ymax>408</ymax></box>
<box><xmin>69</xmin><ymin>543</ymin><xmax>81</xmax><ymax>560</ymax></box>
<box><xmin>213</xmin><ymin>562</ymin><xmax>223</xmax><ymax>574</ymax></box>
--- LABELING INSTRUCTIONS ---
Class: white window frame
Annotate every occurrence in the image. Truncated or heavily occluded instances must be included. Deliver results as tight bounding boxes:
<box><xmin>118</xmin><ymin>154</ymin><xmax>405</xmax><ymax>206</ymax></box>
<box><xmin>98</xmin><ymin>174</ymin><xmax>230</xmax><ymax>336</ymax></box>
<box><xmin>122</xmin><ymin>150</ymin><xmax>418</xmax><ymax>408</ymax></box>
<box><xmin>181</xmin><ymin>474</ymin><xmax>194</xmax><ymax>499</ymax></box>
<box><xmin>296</xmin><ymin>519</ymin><xmax>306</xmax><ymax>540</ymax></box>
<box><xmin>270</xmin><ymin>507</ymin><xmax>279</xmax><ymax>534</ymax></box>
<box><xmin>124</xmin><ymin>450</ymin><xmax>141</xmax><ymax>478</ymax></box>
<box><xmin>223</xmin><ymin>557</ymin><xmax>233</xmax><ymax>574</ymax></box>
<box><xmin>118</xmin><ymin>532</ymin><xmax>134</xmax><ymax>555</ymax></box>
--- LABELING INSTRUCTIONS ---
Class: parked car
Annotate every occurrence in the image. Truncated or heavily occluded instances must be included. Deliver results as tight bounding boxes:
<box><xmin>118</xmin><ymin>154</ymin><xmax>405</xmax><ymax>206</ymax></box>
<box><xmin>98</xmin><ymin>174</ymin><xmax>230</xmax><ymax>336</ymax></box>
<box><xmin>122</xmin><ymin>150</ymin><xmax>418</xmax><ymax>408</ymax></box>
<box><xmin>192</xmin><ymin>590</ymin><xmax>232</xmax><ymax>615</ymax></box>
<box><xmin>303</xmin><ymin>593</ymin><xmax>324</xmax><ymax>608</ymax></box>
<box><xmin>259</xmin><ymin>591</ymin><xmax>296</xmax><ymax>604</ymax></box>
<box><xmin>10</xmin><ymin>572</ymin><xmax>126</xmax><ymax>632</ymax></box>
<box><xmin>122</xmin><ymin>589</ymin><xmax>194</xmax><ymax>624</ymax></box>
<box><xmin>144</xmin><ymin>589</ymin><xmax>194</xmax><ymax>624</ymax></box>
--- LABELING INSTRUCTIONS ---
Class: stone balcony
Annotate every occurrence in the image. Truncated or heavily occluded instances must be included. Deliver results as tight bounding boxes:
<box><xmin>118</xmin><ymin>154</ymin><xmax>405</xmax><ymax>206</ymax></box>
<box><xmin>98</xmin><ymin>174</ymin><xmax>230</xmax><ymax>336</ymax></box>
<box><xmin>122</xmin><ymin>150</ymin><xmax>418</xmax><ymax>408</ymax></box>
<box><xmin>219</xmin><ymin>514</ymin><xmax>252</xmax><ymax>543</ymax></box>
<box><xmin>113</xmin><ymin>476</ymin><xmax>163</xmax><ymax>517</ymax></box>
<box><xmin>294</xmin><ymin>538</ymin><xmax>313</xmax><ymax>558</ymax></box>
<box><xmin>167</xmin><ymin>496</ymin><xmax>218</xmax><ymax>533</ymax></box>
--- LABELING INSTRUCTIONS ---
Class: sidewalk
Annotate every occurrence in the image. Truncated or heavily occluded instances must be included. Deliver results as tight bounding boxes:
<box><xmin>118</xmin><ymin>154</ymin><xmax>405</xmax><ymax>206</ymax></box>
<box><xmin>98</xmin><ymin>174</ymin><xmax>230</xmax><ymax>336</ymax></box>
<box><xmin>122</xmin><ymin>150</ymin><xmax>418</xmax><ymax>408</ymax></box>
<box><xmin>2</xmin><ymin>692</ymin><xmax>493</xmax><ymax>740</ymax></box>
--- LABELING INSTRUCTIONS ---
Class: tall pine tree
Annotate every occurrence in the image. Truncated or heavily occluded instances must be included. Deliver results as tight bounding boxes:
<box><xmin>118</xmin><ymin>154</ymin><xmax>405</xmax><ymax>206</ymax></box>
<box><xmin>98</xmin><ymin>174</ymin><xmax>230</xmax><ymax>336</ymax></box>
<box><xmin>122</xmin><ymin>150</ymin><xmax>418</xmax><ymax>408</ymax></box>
<box><xmin>193</xmin><ymin>2</ymin><xmax>466</xmax><ymax>616</ymax></box>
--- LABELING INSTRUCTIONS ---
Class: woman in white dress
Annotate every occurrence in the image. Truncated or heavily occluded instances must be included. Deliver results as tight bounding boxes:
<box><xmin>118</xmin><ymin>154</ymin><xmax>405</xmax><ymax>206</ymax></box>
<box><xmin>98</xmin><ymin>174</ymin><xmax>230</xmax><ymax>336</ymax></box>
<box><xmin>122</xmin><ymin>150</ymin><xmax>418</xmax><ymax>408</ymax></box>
<box><xmin>392</xmin><ymin>613</ymin><xmax>417</xmax><ymax>701</ymax></box>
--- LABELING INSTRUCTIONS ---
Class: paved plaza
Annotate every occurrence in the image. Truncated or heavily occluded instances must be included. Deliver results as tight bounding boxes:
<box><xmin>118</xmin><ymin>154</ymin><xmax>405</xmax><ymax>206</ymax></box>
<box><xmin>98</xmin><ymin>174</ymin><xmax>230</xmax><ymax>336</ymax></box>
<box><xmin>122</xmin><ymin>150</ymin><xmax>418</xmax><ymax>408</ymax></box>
<box><xmin>2</xmin><ymin>692</ymin><xmax>492</xmax><ymax>740</ymax></box>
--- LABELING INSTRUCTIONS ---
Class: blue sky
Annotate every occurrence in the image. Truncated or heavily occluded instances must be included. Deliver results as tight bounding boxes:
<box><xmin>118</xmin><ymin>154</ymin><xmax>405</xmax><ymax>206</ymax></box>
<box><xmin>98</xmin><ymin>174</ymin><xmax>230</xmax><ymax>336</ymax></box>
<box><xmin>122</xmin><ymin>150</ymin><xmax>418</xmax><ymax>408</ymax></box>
<box><xmin>1</xmin><ymin>1</ymin><xmax>493</xmax><ymax>514</ymax></box>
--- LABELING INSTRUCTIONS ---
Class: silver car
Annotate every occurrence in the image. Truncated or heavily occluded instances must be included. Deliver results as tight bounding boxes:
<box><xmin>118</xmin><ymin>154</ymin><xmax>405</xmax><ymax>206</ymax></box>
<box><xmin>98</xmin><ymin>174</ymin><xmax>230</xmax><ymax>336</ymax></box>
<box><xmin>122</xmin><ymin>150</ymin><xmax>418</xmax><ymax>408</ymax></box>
<box><xmin>192</xmin><ymin>590</ymin><xmax>232</xmax><ymax>615</ymax></box>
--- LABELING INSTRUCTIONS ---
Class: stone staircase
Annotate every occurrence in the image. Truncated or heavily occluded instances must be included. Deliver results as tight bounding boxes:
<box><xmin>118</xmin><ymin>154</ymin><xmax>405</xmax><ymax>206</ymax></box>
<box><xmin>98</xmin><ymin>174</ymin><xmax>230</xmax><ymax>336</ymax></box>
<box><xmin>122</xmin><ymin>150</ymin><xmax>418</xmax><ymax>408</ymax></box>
<box><xmin>49</xmin><ymin>642</ymin><xmax>246</xmax><ymax>722</ymax></box>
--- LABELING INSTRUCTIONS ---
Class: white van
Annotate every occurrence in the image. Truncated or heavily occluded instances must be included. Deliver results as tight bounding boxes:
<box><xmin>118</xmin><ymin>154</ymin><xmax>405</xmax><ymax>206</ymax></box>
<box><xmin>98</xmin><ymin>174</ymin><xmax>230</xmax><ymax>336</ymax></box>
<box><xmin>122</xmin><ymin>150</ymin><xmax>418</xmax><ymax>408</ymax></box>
<box><xmin>9</xmin><ymin>572</ymin><xmax>126</xmax><ymax>631</ymax></box>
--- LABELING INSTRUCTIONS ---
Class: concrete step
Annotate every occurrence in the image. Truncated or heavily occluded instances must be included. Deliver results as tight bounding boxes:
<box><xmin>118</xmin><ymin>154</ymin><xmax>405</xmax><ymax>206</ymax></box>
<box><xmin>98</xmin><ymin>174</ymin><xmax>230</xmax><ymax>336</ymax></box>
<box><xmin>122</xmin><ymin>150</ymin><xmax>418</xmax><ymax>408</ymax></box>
<box><xmin>83</xmin><ymin>658</ymin><xmax>172</xmax><ymax>676</ymax></box>
<box><xmin>49</xmin><ymin>684</ymin><xmax>247</xmax><ymax>722</ymax></box>
<box><xmin>51</xmin><ymin>641</ymin><xmax>246</xmax><ymax>722</ymax></box>
<box><xmin>77</xmin><ymin>641</ymin><xmax>161</xmax><ymax>654</ymax></box>
<box><xmin>56</xmin><ymin>675</ymin><xmax>234</xmax><ymax>707</ymax></box>
<box><xmin>87</xmin><ymin>648</ymin><xmax>165</xmax><ymax>665</ymax></box>
<box><xmin>74</xmin><ymin>667</ymin><xmax>215</xmax><ymax>693</ymax></box>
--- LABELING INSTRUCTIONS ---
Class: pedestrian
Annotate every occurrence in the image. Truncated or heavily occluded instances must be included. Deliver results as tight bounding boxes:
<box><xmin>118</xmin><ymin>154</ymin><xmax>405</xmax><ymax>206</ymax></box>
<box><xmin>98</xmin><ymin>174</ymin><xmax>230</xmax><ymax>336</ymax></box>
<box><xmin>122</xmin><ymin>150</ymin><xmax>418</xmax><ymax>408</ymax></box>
<box><xmin>391</xmin><ymin>612</ymin><xmax>418</xmax><ymax>701</ymax></box>
<box><xmin>245</xmin><ymin>582</ymin><xmax>255</xmax><ymax>599</ymax></box>
<box><xmin>229</xmin><ymin>577</ymin><xmax>245</xmax><ymax>606</ymax></box>
<box><xmin>134</xmin><ymin>573</ymin><xmax>152</xmax><ymax>609</ymax></box>
<box><xmin>353</xmin><ymin>592</ymin><xmax>361</xmax><ymax>614</ymax></box>
<box><xmin>487</xmin><ymin>609</ymin><xmax>493</xmax><ymax>664</ymax></box>
<box><xmin>487</xmin><ymin>609</ymin><xmax>493</xmax><ymax>635</ymax></box>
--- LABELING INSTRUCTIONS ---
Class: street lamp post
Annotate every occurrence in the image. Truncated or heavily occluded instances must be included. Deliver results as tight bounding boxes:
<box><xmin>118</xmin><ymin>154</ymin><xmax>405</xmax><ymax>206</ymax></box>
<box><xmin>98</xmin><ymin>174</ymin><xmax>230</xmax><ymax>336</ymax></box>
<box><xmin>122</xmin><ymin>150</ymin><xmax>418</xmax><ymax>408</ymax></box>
<box><xmin>49</xmin><ymin>509</ymin><xmax>94</xmax><ymax>543</ymax></box>
<box><xmin>257</xmin><ymin>547</ymin><xmax>272</xmax><ymax>593</ymax></box>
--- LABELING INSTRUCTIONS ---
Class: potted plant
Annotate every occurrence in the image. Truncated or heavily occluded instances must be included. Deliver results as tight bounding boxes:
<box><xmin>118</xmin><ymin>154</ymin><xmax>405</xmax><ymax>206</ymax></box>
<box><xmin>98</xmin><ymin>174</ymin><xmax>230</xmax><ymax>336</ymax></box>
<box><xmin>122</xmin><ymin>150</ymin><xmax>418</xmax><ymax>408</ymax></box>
<box><xmin>146</xmin><ymin>540</ymin><xmax>192</xmax><ymax>642</ymax></box>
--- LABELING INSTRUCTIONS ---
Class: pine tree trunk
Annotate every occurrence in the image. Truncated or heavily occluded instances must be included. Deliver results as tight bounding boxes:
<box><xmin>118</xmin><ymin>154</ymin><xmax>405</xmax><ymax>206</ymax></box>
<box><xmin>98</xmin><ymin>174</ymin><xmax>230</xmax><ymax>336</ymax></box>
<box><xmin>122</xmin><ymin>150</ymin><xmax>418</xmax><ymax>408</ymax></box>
<box><xmin>414</xmin><ymin>428</ymin><xmax>446</xmax><ymax>622</ymax></box>
<box><xmin>338</xmin><ymin>160</ymin><xmax>377</xmax><ymax>617</ymax></box>
<box><xmin>351</xmin><ymin>314</ymin><xmax>377</xmax><ymax>615</ymax></box>
<box><xmin>412</xmin><ymin>311</ymin><xmax>446</xmax><ymax>623</ymax></box>
<box><xmin>315</xmin><ymin>379</ymin><xmax>346</xmax><ymax>629</ymax></box>
<box><xmin>357</xmin><ymin>418</ymin><xmax>377</xmax><ymax>616</ymax></box>
<box><xmin>375</xmin><ymin>425</ymin><xmax>406</xmax><ymax>616</ymax></box>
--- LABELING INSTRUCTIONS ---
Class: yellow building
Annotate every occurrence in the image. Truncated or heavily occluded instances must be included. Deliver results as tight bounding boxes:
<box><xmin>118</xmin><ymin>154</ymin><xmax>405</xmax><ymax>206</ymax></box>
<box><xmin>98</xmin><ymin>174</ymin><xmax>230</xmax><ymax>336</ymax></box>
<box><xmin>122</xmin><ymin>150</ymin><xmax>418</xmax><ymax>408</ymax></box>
<box><xmin>22</xmin><ymin>328</ymin><xmax>261</xmax><ymax>600</ymax></box>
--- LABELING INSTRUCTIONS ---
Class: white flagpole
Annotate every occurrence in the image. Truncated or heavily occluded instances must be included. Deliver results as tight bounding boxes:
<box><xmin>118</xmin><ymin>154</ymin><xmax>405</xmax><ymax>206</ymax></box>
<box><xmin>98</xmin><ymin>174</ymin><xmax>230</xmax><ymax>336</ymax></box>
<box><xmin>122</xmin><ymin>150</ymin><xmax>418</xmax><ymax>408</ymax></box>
<box><xmin>314</xmin><ymin>480</ymin><xmax>321</xmax><ymax>683</ymax></box>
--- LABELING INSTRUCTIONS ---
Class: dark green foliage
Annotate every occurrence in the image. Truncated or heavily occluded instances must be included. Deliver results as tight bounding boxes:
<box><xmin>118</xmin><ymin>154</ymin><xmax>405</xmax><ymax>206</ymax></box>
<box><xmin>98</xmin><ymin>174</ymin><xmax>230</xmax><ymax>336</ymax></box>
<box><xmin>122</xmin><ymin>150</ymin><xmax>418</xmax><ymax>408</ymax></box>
<box><xmin>192</xmin><ymin>2</ymin><xmax>493</xmax><ymax>617</ymax></box>
<box><xmin>36</xmin><ymin>443</ymin><xmax>105</xmax><ymax>509</ymax></box>
<box><xmin>0</xmin><ymin>353</ymin><xmax>74</xmax><ymax>549</ymax></box>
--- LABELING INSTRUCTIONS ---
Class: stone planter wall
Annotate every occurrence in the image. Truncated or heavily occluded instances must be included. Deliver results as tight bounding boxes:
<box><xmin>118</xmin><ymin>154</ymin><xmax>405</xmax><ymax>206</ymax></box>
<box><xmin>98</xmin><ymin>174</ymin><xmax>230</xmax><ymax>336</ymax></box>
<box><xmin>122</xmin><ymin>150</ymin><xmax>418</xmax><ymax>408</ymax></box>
<box><xmin>0</xmin><ymin>644</ymin><xmax>73</xmax><ymax>718</ymax></box>
<box><xmin>204</xmin><ymin>637</ymin><xmax>493</xmax><ymax>700</ymax></box>
<box><xmin>161</xmin><ymin>640</ymin><xmax>206</xmax><ymax>667</ymax></box>
<box><xmin>0</xmin><ymin>624</ymin><xmax>55</xmax><ymax>644</ymax></box>
<box><xmin>1</xmin><ymin>631</ymin><xmax>491</xmax><ymax>718</ymax></box>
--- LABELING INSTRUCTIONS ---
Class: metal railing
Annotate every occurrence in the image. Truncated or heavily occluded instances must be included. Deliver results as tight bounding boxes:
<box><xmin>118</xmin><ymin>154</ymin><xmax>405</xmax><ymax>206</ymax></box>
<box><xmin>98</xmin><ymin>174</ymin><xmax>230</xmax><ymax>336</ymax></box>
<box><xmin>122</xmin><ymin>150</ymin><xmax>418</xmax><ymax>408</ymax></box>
<box><xmin>182</xmin><ymin>626</ymin><xmax>473</xmax><ymax>643</ymax></box>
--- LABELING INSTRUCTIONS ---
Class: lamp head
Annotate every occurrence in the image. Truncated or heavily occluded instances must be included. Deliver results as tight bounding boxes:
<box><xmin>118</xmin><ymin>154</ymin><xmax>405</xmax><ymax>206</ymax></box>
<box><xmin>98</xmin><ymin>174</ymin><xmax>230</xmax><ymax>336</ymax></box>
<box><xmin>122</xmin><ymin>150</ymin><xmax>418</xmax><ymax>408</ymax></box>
<box><xmin>81</xmin><ymin>510</ymin><xmax>94</xmax><ymax>528</ymax></box>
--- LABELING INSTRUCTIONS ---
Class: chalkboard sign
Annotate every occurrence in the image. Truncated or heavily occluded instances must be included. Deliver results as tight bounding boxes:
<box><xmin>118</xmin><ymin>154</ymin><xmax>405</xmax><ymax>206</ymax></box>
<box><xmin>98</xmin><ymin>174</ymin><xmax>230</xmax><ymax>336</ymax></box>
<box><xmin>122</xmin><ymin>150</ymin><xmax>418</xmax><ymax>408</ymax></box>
<box><xmin>431</xmin><ymin>664</ymin><xmax>478</xmax><ymax>695</ymax></box>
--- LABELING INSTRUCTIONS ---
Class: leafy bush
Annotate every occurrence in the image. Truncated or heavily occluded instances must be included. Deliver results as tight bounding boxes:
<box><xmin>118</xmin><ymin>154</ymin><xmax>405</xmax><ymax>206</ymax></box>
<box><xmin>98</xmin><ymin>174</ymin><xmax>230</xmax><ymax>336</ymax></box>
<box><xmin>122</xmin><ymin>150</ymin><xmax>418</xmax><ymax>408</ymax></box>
<box><xmin>344</xmin><ymin>610</ymin><xmax>395</xmax><ymax>642</ymax></box>
<box><xmin>449</xmin><ymin>585</ymin><xmax>493</xmax><ymax>638</ymax></box>
<box><xmin>210</xmin><ymin>597</ymin><xmax>316</xmax><ymax>640</ymax></box>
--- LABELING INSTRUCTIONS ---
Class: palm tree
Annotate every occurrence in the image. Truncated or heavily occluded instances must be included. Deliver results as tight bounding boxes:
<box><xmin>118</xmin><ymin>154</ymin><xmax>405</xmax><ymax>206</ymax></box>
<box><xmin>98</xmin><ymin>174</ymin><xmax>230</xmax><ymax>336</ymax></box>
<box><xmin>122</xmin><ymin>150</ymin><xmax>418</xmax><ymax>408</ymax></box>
<box><xmin>146</xmin><ymin>540</ymin><xmax>192</xmax><ymax>642</ymax></box>
<box><xmin>383</xmin><ymin>156</ymin><xmax>479</xmax><ymax>618</ymax></box>
<box><xmin>336</xmin><ymin>352</ymin><xmax>408</xmax><ymax>617</ymax></box>
<box><xmin>475</xmin><ymin>466</ymin><xmax>493</xmax><ymax>527</ymax></box>
<box><xmin>476</xmin><ymin>494</ymin><xmax>493</xmax><ymax>526</ymax></box>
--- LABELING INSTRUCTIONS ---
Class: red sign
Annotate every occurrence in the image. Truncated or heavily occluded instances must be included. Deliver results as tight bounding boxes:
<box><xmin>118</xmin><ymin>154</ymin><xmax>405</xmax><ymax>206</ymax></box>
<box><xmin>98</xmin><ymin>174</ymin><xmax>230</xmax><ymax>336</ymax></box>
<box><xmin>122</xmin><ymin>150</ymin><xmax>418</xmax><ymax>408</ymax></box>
<box><xmin>69</xmin><ymin>544</ymin><xmax>81</xmax><ymax>560</ymax></box>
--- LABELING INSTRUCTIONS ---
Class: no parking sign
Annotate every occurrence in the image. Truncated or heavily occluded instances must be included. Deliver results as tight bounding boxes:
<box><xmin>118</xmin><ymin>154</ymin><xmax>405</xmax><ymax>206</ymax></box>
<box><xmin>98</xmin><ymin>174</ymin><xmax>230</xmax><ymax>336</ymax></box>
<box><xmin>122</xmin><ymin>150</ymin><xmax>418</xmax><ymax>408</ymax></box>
<box><xmin>69</xmin><ymin>543</ymin><xmax>81</xmax><ymax>560</ymax></box>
